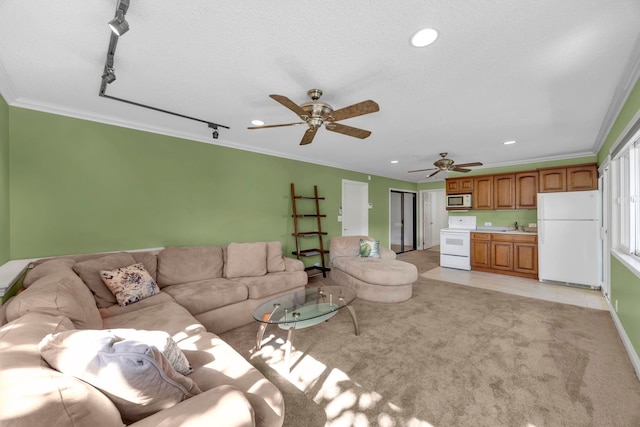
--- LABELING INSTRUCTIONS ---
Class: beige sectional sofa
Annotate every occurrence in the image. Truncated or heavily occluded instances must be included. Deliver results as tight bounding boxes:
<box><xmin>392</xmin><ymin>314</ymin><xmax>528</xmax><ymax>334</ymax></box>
<box><xmin>0</xmin><ymin>242</ymin><xmax>308</xmax><ymax>427</ymax></box>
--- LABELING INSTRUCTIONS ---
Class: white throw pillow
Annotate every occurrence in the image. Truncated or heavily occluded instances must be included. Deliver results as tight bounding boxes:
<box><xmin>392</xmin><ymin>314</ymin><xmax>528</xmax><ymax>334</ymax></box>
<box><xmin>100</xmin><ymin>263</ymin><xmax>160</xmax><ymax>307</ymax></box>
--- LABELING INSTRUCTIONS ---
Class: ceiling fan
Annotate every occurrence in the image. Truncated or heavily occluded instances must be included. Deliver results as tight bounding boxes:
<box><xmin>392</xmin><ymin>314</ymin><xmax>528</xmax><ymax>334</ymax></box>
<box><xmin>408</xmin><ymin>153</ymin><xmax>483</xmax><ymax>178</ymax></box>
<box><xmin>247</xmin><ymin>89</ymin><xmax>379</xmax><ymax>145</ymax></box>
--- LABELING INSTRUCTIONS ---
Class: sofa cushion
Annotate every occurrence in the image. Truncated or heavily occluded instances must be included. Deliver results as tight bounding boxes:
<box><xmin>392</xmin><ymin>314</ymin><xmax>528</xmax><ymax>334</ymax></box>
<box><xmin>105</xmin><ymin>329</ymin><xmax>193</xmax><ymax>375</ymax></box>
<box><xmin>332</xmin><ymin>257</ymin><xmax>418</xmax><ymax>286</ymax></box>
<box><xmin>23</xmin><ymin>258</ymin><xmax>76</xmax><ymax>288</ymax></box>
<box><xmin>98</xmin><ymin>291</ymin><xmax>176</xmax><ymax>319</ymax></box>
<box><xmin>100</xmin><ymin>263</ymin><xmax>160</xmax><ymax>307</ymax></box>
<box><xmin>232</xmin><ymin>271</ymin><xmax>308</xmax><ymax>299</ymax></box>
<box><xmin>132</xmin><ymin>251</ymin><xmax>159</xmax><ymax>281</ymax></box>
<box><xmin>0</xmin><ymin>313</ymin><xmax>123</xmax><ymax>427</ymax></box>
<box><xmin>74</xmin><ymin>252</ymin><xmax>138</xmax><ymax>308</ymax></box>
<box><xmin>162</xmin><ymin>278</ymin><xmax>248</xmax><ymax>315</ymax></box>
<box><xmin>6</xmin><ymin>272</ymin><xmax>102</xmax><ymax>330</ymax></box>
<box><xmin>266</xmin><ymin>241</ymin><xmax>286</xmax><ymax>272</ymax></box>
<box><xmin>359</xmin><ymin>238</ymin><xmax>380</xmax><ymax>258</ymax></box>
<box><xmin>101</xmin><ymin>301</ymin><xmax>207</xmax><ymax>342</ymax></box>
<box><xmin>157</xmin><ymin>246</ymin><xmax>224</xmax><ymax>287</ymax></box>
<box><xmin>225</xmin><ymin>242</ymin><xmax>267</xmax><ymax>278</ymax></box>
<box><xmin>39</xmin><ymin>329</ymin><xmax>202</xmax><ymax>424</ymax></box>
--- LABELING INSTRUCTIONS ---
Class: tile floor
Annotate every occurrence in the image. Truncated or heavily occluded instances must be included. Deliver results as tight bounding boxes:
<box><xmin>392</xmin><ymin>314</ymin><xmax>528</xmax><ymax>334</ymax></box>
<box><xmin>421</xmin><ymin>267</ymin><xmax>610</xmax><ymax>310</ymax></box>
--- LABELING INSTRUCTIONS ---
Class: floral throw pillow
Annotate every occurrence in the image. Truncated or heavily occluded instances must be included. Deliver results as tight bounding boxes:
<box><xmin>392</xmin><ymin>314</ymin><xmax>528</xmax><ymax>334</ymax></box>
<box><xmin>359</xmin><ymin>239</ymin><xmax>380</xmax><ymax>258</ymax></box>
<box><xmin>100</xmin><ymin>263</ymin><xmax>160</xmax><ymax>307</ymax></box>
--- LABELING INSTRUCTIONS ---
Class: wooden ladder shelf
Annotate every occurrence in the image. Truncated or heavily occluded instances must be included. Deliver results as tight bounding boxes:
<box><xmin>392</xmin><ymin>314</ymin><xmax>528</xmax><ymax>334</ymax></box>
<box><xmin>290</xmin><ymin>183</ymin><xmax>330</xmax><ymax>278</ymax></box>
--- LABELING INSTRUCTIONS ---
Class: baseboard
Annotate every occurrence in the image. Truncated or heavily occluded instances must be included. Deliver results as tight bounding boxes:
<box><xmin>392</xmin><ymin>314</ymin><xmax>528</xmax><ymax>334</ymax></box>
<box><xmin>608</xmin><ymin>299</ymin><xmax>640</xmax><ymax>381</ymax></box>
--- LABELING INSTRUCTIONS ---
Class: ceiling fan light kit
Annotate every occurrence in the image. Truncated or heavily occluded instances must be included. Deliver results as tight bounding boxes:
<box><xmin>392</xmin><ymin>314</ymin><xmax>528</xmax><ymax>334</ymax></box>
<box><xmin>248</xmin><ymin>89</ymin><xmax>379</xmax><ymax>145</ymax></box>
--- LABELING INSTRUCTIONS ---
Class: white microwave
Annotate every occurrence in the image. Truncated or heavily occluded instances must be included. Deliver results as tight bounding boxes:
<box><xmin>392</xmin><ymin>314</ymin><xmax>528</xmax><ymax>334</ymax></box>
<box><xmin>446</xmin><ymin>193</ymin><xmax>472</xmax><ymax>209</ymax></box>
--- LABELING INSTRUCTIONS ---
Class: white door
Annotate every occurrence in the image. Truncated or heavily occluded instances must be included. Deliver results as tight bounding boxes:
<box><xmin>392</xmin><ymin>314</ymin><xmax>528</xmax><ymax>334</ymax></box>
<box><xmin>342</xmin><ymin>179</ymin><xmax>368</xmax><ymax>236</ymax></box>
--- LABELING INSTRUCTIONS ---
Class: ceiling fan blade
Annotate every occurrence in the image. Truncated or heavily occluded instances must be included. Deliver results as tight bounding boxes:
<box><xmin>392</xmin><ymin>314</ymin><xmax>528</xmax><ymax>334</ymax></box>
<box><xmin>247</xmin><ymin>122</ymin><xmax>306</xmax><ymax>129</ymax></box>
<box><xmin>454</xmin><ymin>162</ymin><xmax>483</xmax><ymax>168</ymax></box>
<box><xmin>325</xmin><ymin>122</ymin><xmax>371</xmax><ymax>139</ymax></box>
<box><xmin>427</xmin><ymin>169</ymin><xmax>442</xmax><ymax>178</ymax></box>
<box><xmin>299</xmin><ymin>127</ymin><xmax>318</xmax><ymax>145</ymax></box>
<box><xmin>326</xmin><ymin>100</ymin><xmax>379</xmax><ymax>122</ymax></box>
<box><xmin>451</xmin><ymin>167</ymin><xmax>471</xmax><ymax>172</ymax></box>
<box><xmin>269</xmin><ymin>94</ymin><xmax>309</xmax><ymax>119</ymax></box>
<box><xmin>408</xmin><ymin>168</ymin><xmax>437</xmax><ymax>173</ymax></box>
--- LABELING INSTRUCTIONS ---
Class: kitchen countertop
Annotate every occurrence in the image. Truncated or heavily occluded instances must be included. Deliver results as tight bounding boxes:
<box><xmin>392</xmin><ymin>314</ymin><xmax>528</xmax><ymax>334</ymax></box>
<box><xmin>473</xmin><ymin>226</ymin><xmax>537</xmax><ymax>235</ymax></box>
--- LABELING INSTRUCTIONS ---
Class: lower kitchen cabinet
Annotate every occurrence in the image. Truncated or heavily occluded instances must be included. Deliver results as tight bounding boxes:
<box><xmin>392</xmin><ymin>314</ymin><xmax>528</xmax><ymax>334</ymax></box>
<box><xmin>471</xmin><ymin>232</ymin><xmax>538</xmax><ymax>279</ymax></box>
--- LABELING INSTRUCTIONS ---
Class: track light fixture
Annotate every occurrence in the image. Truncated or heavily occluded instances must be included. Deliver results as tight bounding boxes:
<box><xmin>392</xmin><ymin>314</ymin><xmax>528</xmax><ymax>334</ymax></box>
<box><xmin>99</xmin><ymin>0</ymin><xmax>229</xmax><ymax>138</ymax></box>
<box><xmin>109</xmin><ymin>11</ymin><xmax>129</xmax><ymax>36</ymax></box>
<box><xmin>109</xmin><ymin>0</ymin><xmax>130</xmax><ymax>36</ymax></box>
<box><xmin>209</xmin><ymin>123</ymin><xmax>219</xmax><ymax>139</ymax></box>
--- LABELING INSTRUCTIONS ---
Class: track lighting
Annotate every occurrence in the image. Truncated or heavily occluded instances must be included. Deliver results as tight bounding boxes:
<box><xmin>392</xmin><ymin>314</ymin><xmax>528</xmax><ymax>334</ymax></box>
<box><xmin>109</xmin><ymin>11</ymin><xmax>129</xmax><ymax>36</ymax></box>
<box><xmin>209</xmin><ymin>123</ymin><xmax>219</xmax><ymax>139</ymax></box>
<box><xmin>102</xmin><ymin>67</ymin><xmax>116</xmax><ymax>84</ymax></box>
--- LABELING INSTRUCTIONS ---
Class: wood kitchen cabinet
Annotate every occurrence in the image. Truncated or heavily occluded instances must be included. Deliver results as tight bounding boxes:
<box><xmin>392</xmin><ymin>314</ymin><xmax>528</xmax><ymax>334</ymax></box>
<box><xmin>471</xmin><ymin>233</ymin><xmax>491</xmax><ymax>269</ymax></box>
<box><xmin>473</xmin><ymin>176</ymin><xmax>493</xmax><ymax>209</ymax></box>
<box><xmin>567</xmin><ymin>164</ymin><xmax>598</xmax><ymax>191</ymax></box>
<box><xmin>446</xmin><ymin>177</ymin><xmax>473</xmax><ymax>194</ymax></box>
<box><xmin>493</xmin><ymin>173</ymin><xmax>515</xmax><ymax>210</ymax></box>
<box><xmin>515</xmin><ymin>172</ymin><xmax>538</xmax><ymax>209</ymax></box>
<box><xmin>538</xmin><ymin>163</ymin><xmax>597</xmax><ymax>193</ymax></box>
<box><xmin>471</xmin><ymin>232</ymin><xmax>538</xmax><ymax>279</ymax></box>
<box><xmin>538</xmin><ymin>167</ymin><xmax>566</xmax><ymax>192</ymax></box>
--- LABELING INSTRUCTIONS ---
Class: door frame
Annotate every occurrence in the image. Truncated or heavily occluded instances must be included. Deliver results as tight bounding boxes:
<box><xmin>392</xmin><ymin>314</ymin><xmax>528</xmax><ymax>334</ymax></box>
<box><xmin>419</xmin><ymin>189</ymin><xmax>447</xmax><ymax>250</ymax></box>
<box><xmin>599</xmin><ymin>160</ymin><xmax>611</xmax><ymax>300</ymax></box>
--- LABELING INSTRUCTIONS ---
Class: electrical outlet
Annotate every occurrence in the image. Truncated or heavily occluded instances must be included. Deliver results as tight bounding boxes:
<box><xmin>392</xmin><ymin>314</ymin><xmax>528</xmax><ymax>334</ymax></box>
<box><xmin>528</xmin><ymin>223</ymin><xmax>537</xmax><ymax>228</ymax></box>
<box><xmin>338</xmin><ymin>215</ymin><xmax>343</xmax><ymax>222</ymax></box>
<box><xmin>484</xmin><ymin>222</ymin><xmax>492</xmax><ymax>226</ymax></box>
<box><xmin>615</xmin><ymin>299</ymin><xmax>619</xmax><ymax>312</ymax></box>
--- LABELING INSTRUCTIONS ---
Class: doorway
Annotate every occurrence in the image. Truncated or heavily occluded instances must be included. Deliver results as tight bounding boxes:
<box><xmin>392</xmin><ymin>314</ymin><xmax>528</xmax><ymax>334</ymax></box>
<box><xmin>390</xmin><ymin>190</ymin><xmax>416</xmax><ymax>253</ymax></box>
<box><xmin>420</xmin><ymin>189</ymin><xmax>448</xmax><ymax>249</ymax></box>
<box><xmin>342</xmin><ymin>179</ymin><xmax>369</xmax><ymax>236</ymax></box>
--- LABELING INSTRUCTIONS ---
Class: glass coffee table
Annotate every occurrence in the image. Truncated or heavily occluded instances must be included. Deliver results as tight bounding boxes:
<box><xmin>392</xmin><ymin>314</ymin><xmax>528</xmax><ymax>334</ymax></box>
<box><xmin>253</xmin><ymin>286</ymin><xmax>359</xmax><ymax>366</ymax></box>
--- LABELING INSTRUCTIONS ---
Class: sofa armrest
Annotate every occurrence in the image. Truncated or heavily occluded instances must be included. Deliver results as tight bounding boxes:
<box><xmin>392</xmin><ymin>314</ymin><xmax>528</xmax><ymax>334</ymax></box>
<box><xmin>284</xmin><ymin>257</ymin><xmax>304</xmax><ymax>272</ymax></box>
<box><xmin>129</xmin><ymin>385</ymin><xmax>255</xmax><ymax>427</ymax></box>
<box><xmin>379</xmin><ymin>247</ymin><xmax>397</xmax><ymax>260</ymax></box>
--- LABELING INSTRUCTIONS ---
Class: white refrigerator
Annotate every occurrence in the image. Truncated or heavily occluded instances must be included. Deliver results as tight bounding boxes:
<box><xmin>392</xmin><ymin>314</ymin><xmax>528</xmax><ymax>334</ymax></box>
<box><xmin>537</xmin><ymin>190</ymin><xmax>600</xmax><ymax>289</ymax></box>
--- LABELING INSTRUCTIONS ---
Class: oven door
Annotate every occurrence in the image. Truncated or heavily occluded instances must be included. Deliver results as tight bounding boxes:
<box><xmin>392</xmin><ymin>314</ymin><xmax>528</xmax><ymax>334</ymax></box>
<box><xmin>440</xmin><ymin>230</ymin><xmax>470</xmax><ymax>256</ymax></box>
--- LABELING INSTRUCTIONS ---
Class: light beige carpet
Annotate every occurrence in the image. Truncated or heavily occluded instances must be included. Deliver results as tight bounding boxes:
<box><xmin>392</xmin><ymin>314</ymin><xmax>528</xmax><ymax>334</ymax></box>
<box><xmin>220</xmin><ymin>250</ymin><xmax>640</xmax><ymax>426</ymax></box>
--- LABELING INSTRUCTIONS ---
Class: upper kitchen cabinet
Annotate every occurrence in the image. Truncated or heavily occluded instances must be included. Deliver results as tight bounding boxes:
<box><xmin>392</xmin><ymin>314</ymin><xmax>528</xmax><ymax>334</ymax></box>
<box><xmin>538</xmin><ymin>163</ymin><xmax>597</xmax><ymax>193</ymax></box>
<box><xmin>446</xmin><ymin>177</ymin><xmax>473</xmax><ymax>194</ymax></box>
<box><xmin>493</xmin><ymin>173</ymin><xmax>515</xmax><ymax>210</ymax></box>
<box><xmin>473</xmin><ymin>176</ymin><xmax>493</xmax><ymax>209</ymax></box>
<box><xmin>567</xmin><ymin>164</ymin><xmax>598</xmax><ymax>191</ymax></box>
<box><xmin>515</xmin><ymin>172</ymin><xmax>538</xmax><ymax>209</ymax></box>
<box><xmin>538</xmin><ymin>167</ymin><xmax>566</xmax><ymax>192</ymax></box>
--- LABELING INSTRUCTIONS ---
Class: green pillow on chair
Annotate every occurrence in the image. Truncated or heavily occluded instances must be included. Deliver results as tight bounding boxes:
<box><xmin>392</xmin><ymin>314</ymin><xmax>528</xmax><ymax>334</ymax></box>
<box><xmin>359</xmin><ymin>239</ymin><xmax>380</xmax><ymax>258</ymax></box>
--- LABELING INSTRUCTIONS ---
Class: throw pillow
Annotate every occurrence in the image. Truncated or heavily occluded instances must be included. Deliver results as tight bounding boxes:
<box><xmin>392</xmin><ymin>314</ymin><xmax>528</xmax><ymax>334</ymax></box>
<box><xmin>39</xmin><ymin>329</ymin><xmax>202</xmax><ymax>424</ymax></box>
<box><xmin>100</xmin><ymin>263</ymin><xmax>160</xmax><ymax>307</ymax></box>
<box><xmin>359</xmin><ymin>239</ymin><xmax>380</xmax><ymax>258</ymax></box>
<box><xmin>266</xmin><ymin>241</ymin><xmax>287</xmax><ymax>272</ymax></box>
<box><xmin>107</xmin><ymin>329</ymin><xmax>193</xmax><ymax>375</ymax></box>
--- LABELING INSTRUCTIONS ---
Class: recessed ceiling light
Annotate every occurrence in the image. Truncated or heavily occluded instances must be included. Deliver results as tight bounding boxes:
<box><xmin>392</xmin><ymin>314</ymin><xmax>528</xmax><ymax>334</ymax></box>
<box><xmin>391</xmin><ymin>160</ymin><xmax>399</xmax><ymax>164</ymax></box>
<box><xmin>251</xmin><ymin>120</ymin><xmax>264</xmax><ymax>126</ymax></box>
<box><xmin>503</xmin><ymin>140</ymin><xmax>516</xmax><ymax>145</ymax></box>
<box><xmin>410</xmin><ymin>28</ymin><xmax>438</xmax><ymax>47</ymax></box>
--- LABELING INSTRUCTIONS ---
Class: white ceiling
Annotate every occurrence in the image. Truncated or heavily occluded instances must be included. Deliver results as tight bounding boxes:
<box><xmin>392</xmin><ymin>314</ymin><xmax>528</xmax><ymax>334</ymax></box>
<box><xmin>1</xmin><ymin>1</ymin><xmax>639</xmax><ymax>182</ymax></box>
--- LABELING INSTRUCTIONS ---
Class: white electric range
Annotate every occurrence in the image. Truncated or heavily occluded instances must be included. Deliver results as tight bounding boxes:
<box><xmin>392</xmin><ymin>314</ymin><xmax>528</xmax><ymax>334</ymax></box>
<box><xmin>440</xmin><ymin>216</ymin><xmax>477</xmax><ymax>271</ymax></box>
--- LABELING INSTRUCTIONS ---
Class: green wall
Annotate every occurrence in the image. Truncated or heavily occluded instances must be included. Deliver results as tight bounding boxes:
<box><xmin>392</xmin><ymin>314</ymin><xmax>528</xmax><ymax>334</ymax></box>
<box><xmin>8</xmin><ymin>107</ymin><xmax>416</xmax><ymax>261</ymax></box>
<box><xmin>0</xmin><ymin>95</ymin><xmax>9</xmax><ymax>264</ymax></box>
<box><xmin>597</xmin><ymin>76</ymin><xmax>640</xmax><ymax>356</ymax></box>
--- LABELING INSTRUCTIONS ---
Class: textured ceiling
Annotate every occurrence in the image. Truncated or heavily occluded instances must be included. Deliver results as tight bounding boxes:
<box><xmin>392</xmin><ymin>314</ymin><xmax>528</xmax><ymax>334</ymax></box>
<box><xmin>1</xmin><ymin>1</ymin><xmax>639</xmax><ymax>182</ymax></box>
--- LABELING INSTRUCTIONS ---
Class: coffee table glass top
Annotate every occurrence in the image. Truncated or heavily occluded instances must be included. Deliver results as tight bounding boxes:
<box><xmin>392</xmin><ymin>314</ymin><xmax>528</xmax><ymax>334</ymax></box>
<box><xmin>253</xmin><ymin>286</ymin><xmax>356</xmax><ymax>329</ymax></box>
